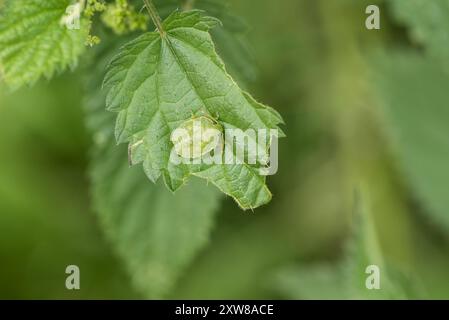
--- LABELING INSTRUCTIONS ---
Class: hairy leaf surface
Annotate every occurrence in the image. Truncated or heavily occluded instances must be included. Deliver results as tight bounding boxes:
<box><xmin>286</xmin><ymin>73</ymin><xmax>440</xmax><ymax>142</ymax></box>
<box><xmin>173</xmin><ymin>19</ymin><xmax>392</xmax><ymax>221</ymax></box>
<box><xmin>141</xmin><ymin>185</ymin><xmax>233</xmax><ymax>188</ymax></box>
<box><xmin>390</xmin><ymin>0</ymin><xmax>449</xmax><ymax>71</ymax></box>
<box><xmin>0</xmin><ymin>0</ymin><xmax>89</xmax><ymax>89</ymax></box>
<box><xmin>132</xmin><ymin>0</ymin><xmax>257</xmax><ymax>84</ymax></box>
<box><xmin>103</xmin><ymin>10</ymin><xmax>283</xmax><ymax>210</ymax></box>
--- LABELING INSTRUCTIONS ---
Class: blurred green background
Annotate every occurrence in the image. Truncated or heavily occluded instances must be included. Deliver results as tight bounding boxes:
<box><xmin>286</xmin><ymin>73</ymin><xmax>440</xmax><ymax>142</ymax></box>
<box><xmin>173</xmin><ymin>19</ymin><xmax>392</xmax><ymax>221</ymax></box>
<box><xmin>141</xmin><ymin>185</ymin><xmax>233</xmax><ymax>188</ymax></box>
<box><xmin>1</xmin><ymin>0</ymin><xmax>449</xmax><ymax>299</ymax></box>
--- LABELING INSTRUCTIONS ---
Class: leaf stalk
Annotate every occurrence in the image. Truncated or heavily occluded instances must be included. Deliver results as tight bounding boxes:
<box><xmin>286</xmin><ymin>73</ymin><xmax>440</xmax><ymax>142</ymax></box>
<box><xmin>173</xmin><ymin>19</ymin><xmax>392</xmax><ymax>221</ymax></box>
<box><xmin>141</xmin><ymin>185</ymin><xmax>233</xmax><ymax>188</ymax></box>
<box><xmin>143</xmin><ymin>0</ymin><xmax>165</xmax><ymax>35</ymax></box>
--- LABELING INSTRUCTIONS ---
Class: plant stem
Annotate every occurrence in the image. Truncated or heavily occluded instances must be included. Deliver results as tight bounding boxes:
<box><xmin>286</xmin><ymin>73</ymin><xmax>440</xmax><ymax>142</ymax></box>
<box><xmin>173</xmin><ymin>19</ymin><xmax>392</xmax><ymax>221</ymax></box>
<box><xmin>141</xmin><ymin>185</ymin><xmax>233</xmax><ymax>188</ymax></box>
<box><xmin>143</xmin><ymin>0</ymin><xmax>164</xmax><ymax>35</ymax></box>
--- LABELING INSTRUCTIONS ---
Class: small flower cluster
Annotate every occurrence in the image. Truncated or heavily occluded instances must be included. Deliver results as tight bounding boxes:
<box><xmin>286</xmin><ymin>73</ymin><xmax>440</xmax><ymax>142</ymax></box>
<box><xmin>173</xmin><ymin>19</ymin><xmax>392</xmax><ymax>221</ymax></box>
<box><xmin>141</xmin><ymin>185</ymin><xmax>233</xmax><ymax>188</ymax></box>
<box><xmin>84</xmin><ymin>0</ymin><xmax>107</xmax><ymax>17</ymax></box>
<box><xmin>84</xmin><ymin>0</ymin><xmax>107</xmax><ymax>46</ymax></box>
<box><xmin>102</xmin><ymin>0</ymin><xmax>149</xmax><ymax>35</ymax></box>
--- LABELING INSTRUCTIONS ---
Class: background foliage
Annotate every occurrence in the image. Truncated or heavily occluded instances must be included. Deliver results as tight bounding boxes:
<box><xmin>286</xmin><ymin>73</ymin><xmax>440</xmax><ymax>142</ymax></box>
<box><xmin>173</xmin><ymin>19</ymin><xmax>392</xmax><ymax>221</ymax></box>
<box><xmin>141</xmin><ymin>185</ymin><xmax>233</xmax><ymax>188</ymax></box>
<box><xmin>1</xmin><ymin>0</ymin><xmax>449</xmax><ymax>299</ymax></box>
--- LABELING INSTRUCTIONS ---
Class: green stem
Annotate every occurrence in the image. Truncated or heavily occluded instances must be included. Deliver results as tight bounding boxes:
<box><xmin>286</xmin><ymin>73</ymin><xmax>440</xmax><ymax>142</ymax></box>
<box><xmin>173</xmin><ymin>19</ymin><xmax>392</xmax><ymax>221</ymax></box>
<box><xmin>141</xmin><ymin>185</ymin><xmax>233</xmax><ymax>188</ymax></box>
<box><xmin>143</xmin><ymin>0</ymin><xmax>164</xmax><ymax>35</ymax></box>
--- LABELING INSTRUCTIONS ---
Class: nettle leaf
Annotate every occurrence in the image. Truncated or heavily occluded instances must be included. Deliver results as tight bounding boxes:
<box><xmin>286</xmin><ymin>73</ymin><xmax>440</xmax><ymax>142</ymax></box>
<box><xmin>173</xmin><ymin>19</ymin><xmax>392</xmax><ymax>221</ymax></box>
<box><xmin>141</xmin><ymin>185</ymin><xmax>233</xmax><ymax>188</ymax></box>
<box><xmin>91</xmin><ymin>143</ymin><xmax>221</xmax><ymax>298</ymax></box>
<box><xmin>103</xmin><ymin>10</ymin><xmax>283</xmax><ymax>210</ymax></box>
<box><xmin>374</xmin><ymin>52</ymin><xmax>449</xmax><ymax>230</ymax></box>
<box><xmin>85</xmin><ymin>39</ymin><xmax>221</xmax><ymax>298</ymax></box>
<box><xmin>0</xmin><ymin>0</ymin><xmax>89</xmax><ymax>89</ymax></box>
<box><xmin>390</xmin><ymin>0</ymin><xmax>449</xmax><ymax>71</ymax></box>
<box><xmin>134</xmin><ymin>0</ymin><xmax>257</xmax><ymax>84</ymax></box>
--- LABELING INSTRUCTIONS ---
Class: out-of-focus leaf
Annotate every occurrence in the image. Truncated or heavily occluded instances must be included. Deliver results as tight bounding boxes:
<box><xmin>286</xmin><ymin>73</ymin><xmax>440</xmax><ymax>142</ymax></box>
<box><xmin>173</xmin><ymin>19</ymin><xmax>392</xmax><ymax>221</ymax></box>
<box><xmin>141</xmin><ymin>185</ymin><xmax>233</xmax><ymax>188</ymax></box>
<box><xmin>0</xmin><ymin>0</ymin><xmax>89</xmax><ymax>89</ymax></box>
<box><xmin>0</xmin><ymin>76</ymin><xmax>136</xmax><ymax>299</ymax></box>
<box><xmin>273</xmin><ymin>192</ymin><xmax>413</xmax><ymax>299</ymax></box>
<box><xmin>342</xmin><ymin>192</ymin><xmax>410</xmax><ymax>299</ymax></box>
<box><xmin>274</xmin><ymin>264</ymin><xmax>346</xmax><ymax>300</ymax></box>
<box><xmin>374</xmin><ymin>52</ymin><xmax>449</xmax><ymax>230</ymax></box>
<box><xmin>390</xmin><ymin>0</ymin><xmax>449</xmax><ymax>71</ymax></box>
<box><xmin>85</xmin><ymin>36</ymin><xmax>222</xmax><ymax>298</ymax></box>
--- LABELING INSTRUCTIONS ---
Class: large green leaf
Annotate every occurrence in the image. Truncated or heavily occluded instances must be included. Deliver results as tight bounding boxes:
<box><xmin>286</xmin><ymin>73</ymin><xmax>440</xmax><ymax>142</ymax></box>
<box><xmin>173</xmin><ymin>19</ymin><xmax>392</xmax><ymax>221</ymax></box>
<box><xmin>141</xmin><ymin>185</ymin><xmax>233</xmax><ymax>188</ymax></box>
<box><xmin>85</xmin><ymin>38</ymin><xmax>221</xmax><ymax>298</ymax></box>
<box><xmin>374</xmin><ymin>52</ymin><xmax>449</xmax><ymax>229</ymax></box>
<box><xmin>103</xmin><ymin>10</ymin><xmax>283</xmax><ymax>210</ymax></box>
<box><xmin>0</xmin><ymin>0</ymin><xmax>90</xmax><ymax>89</ymax></box>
